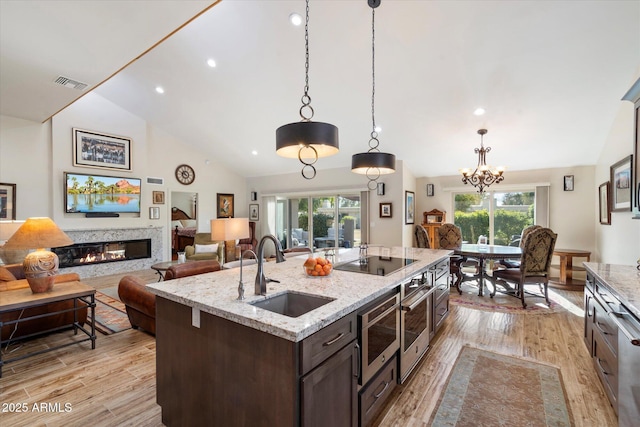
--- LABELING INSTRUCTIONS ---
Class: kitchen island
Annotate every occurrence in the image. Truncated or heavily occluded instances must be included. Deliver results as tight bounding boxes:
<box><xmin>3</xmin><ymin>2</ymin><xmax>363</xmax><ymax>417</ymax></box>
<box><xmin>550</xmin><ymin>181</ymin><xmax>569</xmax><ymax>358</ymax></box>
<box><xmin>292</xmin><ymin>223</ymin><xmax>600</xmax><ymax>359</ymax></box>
<box><xmin>148</xmin><ymin>246</ymin><xmax>451</xmax><ymax>426</ymax></box>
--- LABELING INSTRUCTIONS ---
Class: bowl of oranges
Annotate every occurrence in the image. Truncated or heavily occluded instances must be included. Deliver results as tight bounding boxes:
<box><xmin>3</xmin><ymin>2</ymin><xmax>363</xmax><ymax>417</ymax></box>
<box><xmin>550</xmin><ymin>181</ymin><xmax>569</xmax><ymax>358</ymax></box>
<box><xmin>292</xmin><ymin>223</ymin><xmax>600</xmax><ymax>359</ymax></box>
<box><xmin>303</xmin><ymin>256</ymin><xmax>333</xmax><ymax>277</ymax></box>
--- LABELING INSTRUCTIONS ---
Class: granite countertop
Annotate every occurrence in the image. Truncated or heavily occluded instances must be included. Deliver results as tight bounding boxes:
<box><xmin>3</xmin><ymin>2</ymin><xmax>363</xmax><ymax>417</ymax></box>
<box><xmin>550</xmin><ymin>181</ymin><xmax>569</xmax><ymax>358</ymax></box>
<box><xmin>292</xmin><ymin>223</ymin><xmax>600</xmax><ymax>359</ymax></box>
<box><xmin>584</xmin><ymin>262</ymin><xmax>640</xmax><ymax>319</ymax></box>
<box><xmin>147</xmin><ymin>246</ymin><xmax>451</xmax><ymax>342</ymax></box>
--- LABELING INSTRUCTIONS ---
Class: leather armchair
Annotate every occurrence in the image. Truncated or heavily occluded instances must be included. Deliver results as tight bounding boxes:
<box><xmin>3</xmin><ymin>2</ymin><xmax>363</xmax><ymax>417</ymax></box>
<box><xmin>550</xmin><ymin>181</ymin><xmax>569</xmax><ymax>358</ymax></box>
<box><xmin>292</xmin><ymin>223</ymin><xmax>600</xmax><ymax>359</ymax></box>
<box><xmin>118</xmin><ymin>259</ymin><xmax>221</xmax><ymax>335</ymax></box>
<box><xmin>238</xmin><ymin>221</ymin><xmax>257</xmax><ymax>253</ymax></box>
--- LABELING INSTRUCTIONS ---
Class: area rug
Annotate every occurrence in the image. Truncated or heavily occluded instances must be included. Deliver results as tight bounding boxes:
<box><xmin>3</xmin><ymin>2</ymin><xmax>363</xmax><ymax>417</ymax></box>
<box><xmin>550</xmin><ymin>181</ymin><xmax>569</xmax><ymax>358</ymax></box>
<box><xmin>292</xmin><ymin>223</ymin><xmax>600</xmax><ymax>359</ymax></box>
<box><xmin>449</xmin><ymin>282</ymin><xmax>566</xmax><ymax>314</ymax></box>
<box><xmin>93</xmin><ymin>291</ymin><xmax>131</xmax><ymax>335</ymax></box>
<box><xmin>429</xmin><ymin>346</ymin><xmax>573</xmax><ymax>427</ymax></box>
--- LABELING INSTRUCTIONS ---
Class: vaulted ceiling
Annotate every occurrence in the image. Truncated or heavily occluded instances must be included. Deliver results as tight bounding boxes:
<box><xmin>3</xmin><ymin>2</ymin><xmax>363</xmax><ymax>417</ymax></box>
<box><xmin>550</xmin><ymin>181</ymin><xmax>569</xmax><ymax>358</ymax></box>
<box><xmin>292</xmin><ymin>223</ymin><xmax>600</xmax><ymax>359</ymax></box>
<box><xmin>2</xmin><ymin>0</ymin><xmax>639</xmax><ymax>179</ymax></box>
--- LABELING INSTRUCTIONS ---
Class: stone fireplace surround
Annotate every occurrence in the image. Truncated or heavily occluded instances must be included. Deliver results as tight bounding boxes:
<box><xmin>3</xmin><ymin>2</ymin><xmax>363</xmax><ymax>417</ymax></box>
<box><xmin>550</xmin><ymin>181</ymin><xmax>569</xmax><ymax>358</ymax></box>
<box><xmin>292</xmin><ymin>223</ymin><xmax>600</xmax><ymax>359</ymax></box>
<box><xmin>60</xmin><ymin>227</ymin><xmax>163</xmax><ymax>278</ymax></box>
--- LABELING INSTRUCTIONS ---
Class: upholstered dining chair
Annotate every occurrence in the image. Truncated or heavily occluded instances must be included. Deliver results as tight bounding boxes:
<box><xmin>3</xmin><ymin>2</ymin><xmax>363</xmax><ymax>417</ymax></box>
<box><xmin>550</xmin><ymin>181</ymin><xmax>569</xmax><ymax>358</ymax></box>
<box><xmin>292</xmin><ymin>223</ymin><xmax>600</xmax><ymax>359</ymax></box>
<box><xmin>493</xmin><ymin>227</ymin><xmax>557</xmax><ymax>308</ymax></box>
<box><xmin>497</xmin><ymin>224</ymin><xmax>542</xmax><ymax>269</ymax></box>
<box><xmin>436</xmin><ymin>223</ymin><xmax>468</xmax><ymax>294</ymax></box>
<box><xmin>414</xmin><ymin>225</ymin><xmax>431</xmax><ymax>249</ymax></box>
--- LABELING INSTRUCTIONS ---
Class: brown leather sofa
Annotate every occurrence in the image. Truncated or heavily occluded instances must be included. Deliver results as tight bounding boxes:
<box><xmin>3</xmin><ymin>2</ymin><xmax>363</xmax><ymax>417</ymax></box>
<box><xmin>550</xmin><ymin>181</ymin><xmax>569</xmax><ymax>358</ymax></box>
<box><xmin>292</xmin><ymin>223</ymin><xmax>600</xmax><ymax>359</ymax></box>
<box><xmin>118</xmin><ymin>259</ymin><xmax>221</xmax><ymax>335</ymax></box>
<box><xmin>0</xmin><ymin>264</ymin><xmax>88</xmax><ymax>342</ymax></box>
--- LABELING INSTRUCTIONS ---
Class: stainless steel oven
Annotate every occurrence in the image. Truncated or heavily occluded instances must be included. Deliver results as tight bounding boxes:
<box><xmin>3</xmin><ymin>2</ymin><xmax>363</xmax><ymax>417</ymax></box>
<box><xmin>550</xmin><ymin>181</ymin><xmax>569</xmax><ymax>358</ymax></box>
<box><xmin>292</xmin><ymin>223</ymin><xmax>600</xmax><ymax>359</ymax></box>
<box><xmin>358</xmin><ymin>291</ymin><xmax>400</xmax><ymax>386</ymax></box>
<box><xmin>399</xmin><ymin>272</ymin><xmax>434</xmax><ymax>383</ymax></box>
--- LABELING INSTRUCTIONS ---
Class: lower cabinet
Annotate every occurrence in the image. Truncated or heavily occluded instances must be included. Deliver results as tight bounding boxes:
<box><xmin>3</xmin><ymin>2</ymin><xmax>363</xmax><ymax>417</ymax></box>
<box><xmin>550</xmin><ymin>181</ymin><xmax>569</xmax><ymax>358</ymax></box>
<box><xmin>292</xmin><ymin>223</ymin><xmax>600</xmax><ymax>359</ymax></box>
<box><xmin>301</xmin><ymin>340</ymin><xmax>359</xmax><ymax>427</ymax></box>
<box><xmin>584</xmin><ymin>273</ymin><xmax>619</xmax><ymax>415</ymax></box>
<box><xmin>358</xmin><ymin>354</ymin><xmax>398</xmax><ymax>427</ymax></box>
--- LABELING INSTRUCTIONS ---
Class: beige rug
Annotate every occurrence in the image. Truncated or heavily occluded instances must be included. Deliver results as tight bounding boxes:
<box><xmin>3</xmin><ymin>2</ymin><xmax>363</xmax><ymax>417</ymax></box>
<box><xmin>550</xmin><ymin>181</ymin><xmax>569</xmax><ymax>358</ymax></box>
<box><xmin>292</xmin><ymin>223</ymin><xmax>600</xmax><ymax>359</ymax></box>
<box><xmin>430</xmin><ymin>346</ymin><xmax>573</xmax><ymax>426</ymax></box>
<box><xmin>449</xmin><ymin>281</ymin><xmax>567</xmax><ymax>314</ymax></box>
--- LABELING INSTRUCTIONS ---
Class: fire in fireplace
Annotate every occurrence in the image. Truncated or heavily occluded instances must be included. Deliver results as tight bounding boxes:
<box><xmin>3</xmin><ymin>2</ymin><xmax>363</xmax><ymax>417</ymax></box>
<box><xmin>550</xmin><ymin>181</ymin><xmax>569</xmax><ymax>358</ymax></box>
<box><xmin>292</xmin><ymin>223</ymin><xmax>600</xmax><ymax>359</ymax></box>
<box><xmin>53</xmin><ymin>239</ymin><xmax>151</xmax><ymax>268</ymax></box>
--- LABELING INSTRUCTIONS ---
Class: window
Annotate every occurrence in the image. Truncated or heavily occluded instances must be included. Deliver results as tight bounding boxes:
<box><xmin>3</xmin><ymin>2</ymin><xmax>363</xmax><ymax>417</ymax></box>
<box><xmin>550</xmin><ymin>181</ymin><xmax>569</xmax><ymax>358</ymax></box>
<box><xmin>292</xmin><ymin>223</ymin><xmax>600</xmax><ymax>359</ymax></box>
<box><xmin>453</xmin><ymin>190</ymin><xmax>535</xmax><ymax>245</ymax></box>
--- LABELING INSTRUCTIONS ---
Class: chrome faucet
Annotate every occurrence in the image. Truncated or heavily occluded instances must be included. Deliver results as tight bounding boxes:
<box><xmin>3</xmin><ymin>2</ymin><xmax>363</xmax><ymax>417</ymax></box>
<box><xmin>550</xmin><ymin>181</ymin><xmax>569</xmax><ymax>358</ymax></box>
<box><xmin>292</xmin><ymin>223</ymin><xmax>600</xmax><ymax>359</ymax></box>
<box><xmin>237</xmin><ymin>249</ymin><xmax>257</xmax><ymax>300</ymax></box>
<box><xmin>255</xmin><ymin>235</ymin><xmax>286</xmax><ymax>296</ymax></box>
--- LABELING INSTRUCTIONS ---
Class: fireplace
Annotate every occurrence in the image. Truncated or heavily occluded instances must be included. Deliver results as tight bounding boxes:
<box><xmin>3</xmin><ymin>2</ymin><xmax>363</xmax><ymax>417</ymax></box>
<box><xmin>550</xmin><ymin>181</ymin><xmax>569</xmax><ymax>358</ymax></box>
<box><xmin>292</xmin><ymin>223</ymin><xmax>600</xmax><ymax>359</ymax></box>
<box><xmin>53</xmin><ymin>239</ymin><xmax>152</xmax><ymax>268</ymax></box>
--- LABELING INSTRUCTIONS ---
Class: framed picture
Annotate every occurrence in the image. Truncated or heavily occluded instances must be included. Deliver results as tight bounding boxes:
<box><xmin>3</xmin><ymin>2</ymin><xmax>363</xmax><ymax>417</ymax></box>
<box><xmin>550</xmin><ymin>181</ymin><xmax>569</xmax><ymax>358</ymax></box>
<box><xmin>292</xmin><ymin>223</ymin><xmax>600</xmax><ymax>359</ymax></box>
<box><xmin>405</xmin><ymin>191</ymin><xmax>415</xmax><ymax>224</ymax></box>
<box><xmin>149</xmin><ymin>207</ymin><xmax>160</xmax><ymax>220</ymax></box>
<box><xmin>426</xmin><ymin>183</ymin><xmax>434</xmax><ymax>197</ymax></box>
<box><xmin>72</xmin><ymin>128</ymin><xmax>132</xmax><ymax>171</ymax></box>
<box><xmin>0</xmin><ymin>182</ymin><xmax>16</xmax><ymax>220</ymax></box>
<box><xmin>599</xmin><ymin>182</ymin><xmax>611</xmax><ymax>225</ymax></box>
<box><xmin>610</xmin><ymin>155</ymin><xmax>633</xmax><ymax>212</ymax></box>
<box><xmin>380</xmin><ymin>202</ymin><xmax>392</xmax><ymax>218</ymax></box>
<box><xmin>377</xmin><ymin>182</ymin><xmax>385</xmax><ymax>196</ymax></box>
<box><xmin>563</xmin><ymin>175</ymin><xmax>574</xmax><ymax>191</ymax></box>
<box><xmin>217</xmin><ymin>193</ymin><xmax>234</xmax><ymax>218</ymax></box>
<box><xmin>152</xmin><ymin>191</ymin><xmax>165</xmax><ymax>204</ymax></box>
<box><xmin>249</xmin><ymin>204</ymin><xmax>259</xmax><ymax>221</ymax></box>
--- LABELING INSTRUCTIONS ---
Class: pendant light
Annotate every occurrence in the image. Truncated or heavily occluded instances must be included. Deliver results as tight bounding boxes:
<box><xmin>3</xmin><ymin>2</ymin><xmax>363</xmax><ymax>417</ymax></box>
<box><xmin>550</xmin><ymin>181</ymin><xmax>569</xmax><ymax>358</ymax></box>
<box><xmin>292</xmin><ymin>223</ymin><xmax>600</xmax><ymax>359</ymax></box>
<box><xmin>276</xmin><ymin>0</ymin><xmax>339</xmax><ymax>180</ymax></box>
<box><xmin>351</xmin><ymin>0</ymin><xmax>395</xmax><ymax>190</ymax></box>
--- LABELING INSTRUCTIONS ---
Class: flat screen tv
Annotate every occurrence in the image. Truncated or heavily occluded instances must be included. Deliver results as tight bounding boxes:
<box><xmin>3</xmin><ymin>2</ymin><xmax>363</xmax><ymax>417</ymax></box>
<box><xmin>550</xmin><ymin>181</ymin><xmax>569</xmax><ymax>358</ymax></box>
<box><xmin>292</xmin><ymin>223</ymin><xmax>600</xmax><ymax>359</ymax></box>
<box><xmin>65</xmin><ymin>172</ymin><xmax>141</xmax><ymax>214</ymax></box>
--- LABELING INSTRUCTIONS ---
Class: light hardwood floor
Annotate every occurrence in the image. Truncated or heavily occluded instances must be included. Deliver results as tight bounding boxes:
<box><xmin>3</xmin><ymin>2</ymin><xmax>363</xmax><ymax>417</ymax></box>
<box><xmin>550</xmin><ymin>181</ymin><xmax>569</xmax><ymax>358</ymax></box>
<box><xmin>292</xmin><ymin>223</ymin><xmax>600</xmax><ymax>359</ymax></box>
<box><xmin>0</xmin><ymin>273</ymin><xmax>617</xmax><ymax>427</ymax></box>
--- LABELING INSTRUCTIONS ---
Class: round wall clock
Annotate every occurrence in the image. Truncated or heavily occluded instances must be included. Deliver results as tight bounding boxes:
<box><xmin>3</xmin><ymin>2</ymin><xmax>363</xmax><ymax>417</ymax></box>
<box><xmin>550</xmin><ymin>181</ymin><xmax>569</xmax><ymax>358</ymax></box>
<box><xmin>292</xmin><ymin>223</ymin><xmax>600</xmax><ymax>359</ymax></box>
<box><xmin>175</xmin><ymin>164</ymin><xmax>195</xmax><ymax>185</ymax></box>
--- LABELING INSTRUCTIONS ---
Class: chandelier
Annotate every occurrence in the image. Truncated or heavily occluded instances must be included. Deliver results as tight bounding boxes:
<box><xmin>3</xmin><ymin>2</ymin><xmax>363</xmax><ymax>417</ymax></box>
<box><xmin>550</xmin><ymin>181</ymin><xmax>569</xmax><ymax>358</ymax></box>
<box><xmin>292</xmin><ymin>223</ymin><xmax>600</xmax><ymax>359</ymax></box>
<box><xmin>276</xmin><ymin>0</ymin><xmax>339</xmax><ymax>180</ymax></box>
<box><xmin>460</xmin><ymin>129</ymin><xmax>505</xmax><ymax>193</ymax></box>
<box><xmin>351</xmin><ymin>0</ymin><xmax>395</xmax><ymax>190</ymax></box>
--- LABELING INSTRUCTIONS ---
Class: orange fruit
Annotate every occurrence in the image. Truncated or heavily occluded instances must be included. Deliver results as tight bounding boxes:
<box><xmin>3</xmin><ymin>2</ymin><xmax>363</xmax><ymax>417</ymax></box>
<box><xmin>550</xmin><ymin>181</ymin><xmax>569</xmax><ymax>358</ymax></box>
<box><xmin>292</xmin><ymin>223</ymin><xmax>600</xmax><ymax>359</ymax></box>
<box><xmin>304</xmin><ymin>258</ymin><xmax>317</xmax><ymax>268</ymax></box>
<box><xmin>323</xmin><ymin>264</ymin><xmax>331</xmax><ymax>273</ymax></box>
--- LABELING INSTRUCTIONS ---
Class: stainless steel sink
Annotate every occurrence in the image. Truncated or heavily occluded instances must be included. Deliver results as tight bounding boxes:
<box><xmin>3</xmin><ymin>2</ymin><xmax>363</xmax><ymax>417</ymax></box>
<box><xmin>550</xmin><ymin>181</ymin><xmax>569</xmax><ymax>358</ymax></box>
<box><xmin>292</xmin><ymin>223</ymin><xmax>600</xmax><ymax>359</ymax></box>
<box><xmin>250</xmin><ymin>291</ymin><xmax>335</xmax><ymax>318</ymax></box>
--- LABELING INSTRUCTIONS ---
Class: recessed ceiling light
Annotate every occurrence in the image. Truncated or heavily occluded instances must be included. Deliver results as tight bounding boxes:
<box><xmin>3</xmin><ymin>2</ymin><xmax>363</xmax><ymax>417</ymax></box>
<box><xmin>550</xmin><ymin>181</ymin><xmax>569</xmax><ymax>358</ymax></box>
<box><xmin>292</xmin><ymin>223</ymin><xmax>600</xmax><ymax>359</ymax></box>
<box><xmin>473</xmin><ymin>107</ymin><xmax>485</xmax><ymax>116</ymax></box>
<box><xmin>251</xmin><ymin>150</ymin><xmax>258</xmax><ymax>156</ymax></box>
<box><xmin>207</xmin><ymin>58</ymin><xmax>216</xmax><ymax>68</ymax></box>
<box><xmin>155</xmin><ymin>86</ymin><xmax>165</xmax><ymax>94</ymax></box>
<box><xmin>289</xmin><ymin>12</ymin><xmax>302</xmax><ymax>26</ymax></box>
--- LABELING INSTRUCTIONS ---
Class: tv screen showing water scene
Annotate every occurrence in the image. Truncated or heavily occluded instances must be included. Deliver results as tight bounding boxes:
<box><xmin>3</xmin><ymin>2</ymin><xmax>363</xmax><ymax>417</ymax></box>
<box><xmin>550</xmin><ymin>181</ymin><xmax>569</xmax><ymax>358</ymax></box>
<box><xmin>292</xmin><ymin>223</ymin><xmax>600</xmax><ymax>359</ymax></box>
<box><xmin>65</xmin><ymin>172</ymin><xmax>141</xmax><ymax>214</ymax></box>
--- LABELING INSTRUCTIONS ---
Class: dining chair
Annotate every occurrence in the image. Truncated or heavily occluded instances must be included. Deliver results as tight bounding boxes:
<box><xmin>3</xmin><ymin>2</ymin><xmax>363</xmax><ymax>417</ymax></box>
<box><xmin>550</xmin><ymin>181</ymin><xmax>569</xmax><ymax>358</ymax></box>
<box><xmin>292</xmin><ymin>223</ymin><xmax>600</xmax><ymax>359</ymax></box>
<box><xmin>493</xmin><ymin>227</ymin><xmax>557</xmax><ymax>308</ymax></box>
<box><xmin>436</xmin><ymin>223</ymin><xmax>472</xmax><ymax>294</ymax></box>
<box><xmin>414</xmin><ymin>225</ymin><xmax>431</xmax><ymax>249</ymax></box>
<box><xmin>496</xmin><ymin>224</ymin><xmax>542</xmax><ymax>269</ymax></box>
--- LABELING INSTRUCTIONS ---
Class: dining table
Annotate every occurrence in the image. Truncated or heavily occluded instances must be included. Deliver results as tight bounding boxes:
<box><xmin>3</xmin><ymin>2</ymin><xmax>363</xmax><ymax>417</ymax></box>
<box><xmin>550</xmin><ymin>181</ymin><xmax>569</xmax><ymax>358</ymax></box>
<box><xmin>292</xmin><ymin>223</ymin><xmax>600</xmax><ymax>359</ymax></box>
<box><xmin>453</xmin><ymin>244</ymin><xmax>522</xmax><ymax>297</ymax></box>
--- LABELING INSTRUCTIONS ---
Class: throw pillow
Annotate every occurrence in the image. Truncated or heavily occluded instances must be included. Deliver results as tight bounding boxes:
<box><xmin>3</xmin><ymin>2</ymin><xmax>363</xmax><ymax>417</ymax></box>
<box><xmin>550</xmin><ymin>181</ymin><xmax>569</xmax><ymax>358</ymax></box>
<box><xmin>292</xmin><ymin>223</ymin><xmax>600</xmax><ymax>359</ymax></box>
<box><xmin>0</xmin><ymin>266</ymin><xmax>17</xmax><ymax>282</ymax></box>
<box><xmin>171</xmin><ymin>220</ymin><xmax>183</xmax><ymax>229</ymax></box>
<box><xmin>181</xmin><ymin>219</ymin><xmax>197</xmax><ymax>228</ymax></box>
<box><xmin>195</xmin><ymin>243</ymin><xmax>219</xmax><ymax>254</ymax></box>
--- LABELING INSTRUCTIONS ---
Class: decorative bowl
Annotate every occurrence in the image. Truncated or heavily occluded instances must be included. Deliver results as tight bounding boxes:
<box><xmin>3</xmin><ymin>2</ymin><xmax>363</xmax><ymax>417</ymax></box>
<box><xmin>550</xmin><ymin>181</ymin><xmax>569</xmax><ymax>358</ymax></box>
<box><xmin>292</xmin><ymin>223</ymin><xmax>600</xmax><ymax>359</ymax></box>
<box><xmin>303</xmin><ymin>257</ymin><xmax>333</xmax><ymax>277</ymax></box>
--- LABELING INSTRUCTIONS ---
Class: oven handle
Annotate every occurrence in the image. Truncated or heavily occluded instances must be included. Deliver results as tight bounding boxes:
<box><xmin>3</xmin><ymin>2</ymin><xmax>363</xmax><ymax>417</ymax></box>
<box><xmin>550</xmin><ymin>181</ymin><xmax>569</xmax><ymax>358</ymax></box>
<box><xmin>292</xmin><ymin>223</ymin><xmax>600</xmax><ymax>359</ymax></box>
<box><xmin>401</xmin><ymin>287</ymin><xmax>434</xmax><ymax>312</ymax></box>
<box><xmin>362</xmin><ymin>295</ymin><xmax>400</xmax><ymax>327</ymax></box>
<box><xmin>609</xmin><ymin>311</ymin><xmax>640</xmax><ymax>346</ymax></box>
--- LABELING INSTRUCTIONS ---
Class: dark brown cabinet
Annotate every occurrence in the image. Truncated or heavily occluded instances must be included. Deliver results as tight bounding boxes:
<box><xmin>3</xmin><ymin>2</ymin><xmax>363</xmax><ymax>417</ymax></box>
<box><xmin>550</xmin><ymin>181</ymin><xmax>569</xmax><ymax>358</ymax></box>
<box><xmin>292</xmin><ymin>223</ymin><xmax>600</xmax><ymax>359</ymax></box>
<box><xmin>156</xmin><ymin>297</ymin><xmax>358</xmax><ymax>426</ymax></box>
<box><xmin>301</xmin><ymin>340</ymin><xmax>358</xmax><ymax>427</ymax></box>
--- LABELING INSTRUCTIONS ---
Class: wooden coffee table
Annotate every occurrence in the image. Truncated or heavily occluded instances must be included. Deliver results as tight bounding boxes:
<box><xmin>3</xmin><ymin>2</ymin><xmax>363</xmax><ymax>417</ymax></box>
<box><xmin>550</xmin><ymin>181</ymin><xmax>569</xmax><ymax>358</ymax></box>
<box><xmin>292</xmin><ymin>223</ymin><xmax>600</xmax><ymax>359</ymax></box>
<box><xmin>0</xmin><ymin>281</ymin><xmax>96</xmax><ymax>377</ymax></box>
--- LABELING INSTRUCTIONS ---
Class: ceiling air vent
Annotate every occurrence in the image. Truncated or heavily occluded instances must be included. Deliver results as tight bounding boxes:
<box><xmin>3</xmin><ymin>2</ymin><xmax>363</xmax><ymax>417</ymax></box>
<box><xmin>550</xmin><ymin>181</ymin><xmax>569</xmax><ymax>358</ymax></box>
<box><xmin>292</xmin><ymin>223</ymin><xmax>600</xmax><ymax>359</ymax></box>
<box><xmin>53</xmin><ymin>76</ymin><xmax>88</xmax><ymax>91</ymax></box>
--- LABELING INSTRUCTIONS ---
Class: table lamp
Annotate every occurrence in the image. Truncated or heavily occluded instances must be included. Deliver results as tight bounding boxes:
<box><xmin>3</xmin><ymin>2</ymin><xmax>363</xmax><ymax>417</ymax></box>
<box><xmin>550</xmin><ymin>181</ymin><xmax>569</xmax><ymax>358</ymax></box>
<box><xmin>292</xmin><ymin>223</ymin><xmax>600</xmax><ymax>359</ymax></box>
<box><xmin>0</xmin><ymin>220</ymin><xmax>27</xmax><ymax>264</ymax></box>
<box><xmin>211</xmin><ymin>218</ymin><xmax>249</xmax><ymax>263</ymax></box>
<box><xmin>2</xmin><ymin>217</ymin><xmax>74</xmax><ymax>293</ymax></box>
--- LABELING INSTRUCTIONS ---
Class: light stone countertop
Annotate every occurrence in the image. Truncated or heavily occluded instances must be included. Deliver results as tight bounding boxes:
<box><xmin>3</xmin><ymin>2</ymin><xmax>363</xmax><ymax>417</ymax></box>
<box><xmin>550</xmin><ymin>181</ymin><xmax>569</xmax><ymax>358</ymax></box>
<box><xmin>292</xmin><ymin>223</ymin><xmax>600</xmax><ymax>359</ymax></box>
<box><xmin>147</xmin><ymin>246</ymin><xmax>451</xmax><ymax>342</ymax></box>
<box><xmin>584</xmin><ymin>262</ymin><xmax>640</xmax><ymax>319</ymax></box>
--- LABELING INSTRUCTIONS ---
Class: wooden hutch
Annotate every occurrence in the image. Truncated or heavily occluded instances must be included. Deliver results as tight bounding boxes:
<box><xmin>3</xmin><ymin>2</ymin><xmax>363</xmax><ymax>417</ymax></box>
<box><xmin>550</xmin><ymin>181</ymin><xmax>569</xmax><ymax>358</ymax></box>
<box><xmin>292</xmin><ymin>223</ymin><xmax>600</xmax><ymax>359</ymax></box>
<box><xmin>422</xmin><ymin>209</ymin><xmax>446</xmax><ymax>249</ymax></box>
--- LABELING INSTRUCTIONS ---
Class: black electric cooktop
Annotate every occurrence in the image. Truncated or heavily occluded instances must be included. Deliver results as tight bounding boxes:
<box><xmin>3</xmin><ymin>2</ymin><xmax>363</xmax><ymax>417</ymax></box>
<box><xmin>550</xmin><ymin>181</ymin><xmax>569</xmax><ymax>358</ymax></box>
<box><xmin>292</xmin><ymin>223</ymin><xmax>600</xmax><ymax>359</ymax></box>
<box><xmin>333</xmin><ymin>256</ymin><xmax>418</xmax><ymax>276</ymax></box>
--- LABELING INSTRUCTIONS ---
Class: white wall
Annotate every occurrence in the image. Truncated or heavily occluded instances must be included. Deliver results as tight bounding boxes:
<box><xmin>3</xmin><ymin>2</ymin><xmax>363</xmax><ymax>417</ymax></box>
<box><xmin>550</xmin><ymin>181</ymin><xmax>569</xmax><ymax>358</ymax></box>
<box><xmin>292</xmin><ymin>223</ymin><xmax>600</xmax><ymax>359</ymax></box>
<box><xmin>1</xmin><ymin>93</ymin><xmax>247</xmax><ymax>261</ymax></box>
<box><xmin>595</xmin><ymin>86</ymin><xmax>640</xmax><ymax>265</ymax></box>
<box><xmin>0</xmin><ymin>115</ymin><xmax>52</xmax><ymax>217</ymax></box>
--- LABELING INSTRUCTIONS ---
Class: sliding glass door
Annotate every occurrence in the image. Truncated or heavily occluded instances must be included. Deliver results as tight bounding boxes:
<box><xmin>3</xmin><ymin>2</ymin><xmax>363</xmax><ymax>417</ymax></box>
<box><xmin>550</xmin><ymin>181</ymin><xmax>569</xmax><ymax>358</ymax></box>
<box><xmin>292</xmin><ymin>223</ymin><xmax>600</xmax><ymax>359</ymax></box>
<box><xmin>275</xmin><ymin>193</ymin><xmax>362</xmax><ymax>251</ymax></box>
